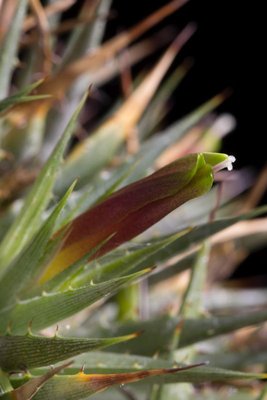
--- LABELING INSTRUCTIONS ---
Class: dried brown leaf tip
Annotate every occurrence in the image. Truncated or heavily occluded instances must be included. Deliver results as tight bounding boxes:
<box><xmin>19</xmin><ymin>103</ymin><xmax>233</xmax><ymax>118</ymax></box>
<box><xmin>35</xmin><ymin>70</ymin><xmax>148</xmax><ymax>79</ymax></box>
<box><xmin>79</xmin><ymin>363</ymin><xmax>205</xmax><ymax>390</ymax></box>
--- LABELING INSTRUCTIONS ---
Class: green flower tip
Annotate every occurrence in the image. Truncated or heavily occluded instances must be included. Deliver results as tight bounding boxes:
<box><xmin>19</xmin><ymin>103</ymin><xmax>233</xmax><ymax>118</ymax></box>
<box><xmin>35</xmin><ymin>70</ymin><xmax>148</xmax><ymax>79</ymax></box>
<box><xmin>202</xmin><ymin>152</ymin><xmax>236</xmax><ymax>171</ymax></box>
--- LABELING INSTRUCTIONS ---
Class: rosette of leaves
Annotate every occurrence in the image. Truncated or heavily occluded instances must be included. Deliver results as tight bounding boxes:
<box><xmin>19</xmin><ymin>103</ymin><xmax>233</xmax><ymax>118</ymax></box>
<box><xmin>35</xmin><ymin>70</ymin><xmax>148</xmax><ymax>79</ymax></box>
<box><xmin>0</xmin><ymin>1</ymin><xmax>267</xmax><ymax>400</ymax></box>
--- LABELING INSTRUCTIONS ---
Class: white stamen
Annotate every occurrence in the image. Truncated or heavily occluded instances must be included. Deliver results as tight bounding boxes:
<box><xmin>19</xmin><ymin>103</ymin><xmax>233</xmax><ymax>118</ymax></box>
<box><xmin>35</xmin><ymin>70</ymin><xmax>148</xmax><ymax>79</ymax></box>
<box><xmin>226</xmin><ymin>155</ymin><xmax>236</xmax><ymax>171</ymax></box>
<box><xmin>213</xmin><ymin>155</ymin><xmax>236</xmax><ymax>173</ymax></box>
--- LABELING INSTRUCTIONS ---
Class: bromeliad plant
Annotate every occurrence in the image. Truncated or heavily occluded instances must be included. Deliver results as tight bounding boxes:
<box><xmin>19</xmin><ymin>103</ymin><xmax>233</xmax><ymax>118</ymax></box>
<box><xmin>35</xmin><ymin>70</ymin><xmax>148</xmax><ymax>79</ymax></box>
<box><xmin>0</xmin><ymin>1</ymin><xmax>267</xmax><ymax>400</ymax></box>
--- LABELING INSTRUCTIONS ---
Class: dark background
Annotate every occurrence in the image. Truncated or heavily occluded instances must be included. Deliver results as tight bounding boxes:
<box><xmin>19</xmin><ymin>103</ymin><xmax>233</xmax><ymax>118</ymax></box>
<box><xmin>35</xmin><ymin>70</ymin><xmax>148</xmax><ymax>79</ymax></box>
<box><xmin>67</xmin><ymin>0</ymin><xmax>265</xmax><ymax>279</ymax></box>
<box><xmin>109</xmin><ymin>0</ymin><xmax>265</xmax><ymax>280</ymax></box>
<box><xmin>110</xmin><ymin>0</ymin><xmax>260</xmax><ymax>168</ymax></box>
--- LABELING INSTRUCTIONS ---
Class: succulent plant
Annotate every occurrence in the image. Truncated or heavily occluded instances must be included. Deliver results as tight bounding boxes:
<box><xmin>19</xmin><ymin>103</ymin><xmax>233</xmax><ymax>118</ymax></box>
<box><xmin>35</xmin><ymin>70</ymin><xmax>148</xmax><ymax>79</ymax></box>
<box><xmin>0</xmin><ymin>1</ymin><xmax>267</xmax><ymax>400</ymax></box>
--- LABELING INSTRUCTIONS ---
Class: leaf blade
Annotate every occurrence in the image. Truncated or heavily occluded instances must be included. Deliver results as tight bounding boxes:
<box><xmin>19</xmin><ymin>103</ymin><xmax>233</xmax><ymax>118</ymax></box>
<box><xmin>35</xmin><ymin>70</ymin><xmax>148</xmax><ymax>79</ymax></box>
<box><xmin>0</xmin><ymin>269</ymin><xmax>150</xmax><ymax>334</ymax></box>
<box><xmin>0</xmin><ymin>0</ymin><xmax>28</xmax><ymax>100</ymax></box>
<box><xmin>0</xmin><ymin>332</ymin><xmax>138</xmax><ymax>372</ymax></box>
<box><xmin>0</xmin><ymin>184</ymin><xmax>75</xmax><ymax>309</ymax></box>
<box><xmin>0</xmin><ymin>93</ymin><xmax>87</xmax><ymax>274</ymax></box>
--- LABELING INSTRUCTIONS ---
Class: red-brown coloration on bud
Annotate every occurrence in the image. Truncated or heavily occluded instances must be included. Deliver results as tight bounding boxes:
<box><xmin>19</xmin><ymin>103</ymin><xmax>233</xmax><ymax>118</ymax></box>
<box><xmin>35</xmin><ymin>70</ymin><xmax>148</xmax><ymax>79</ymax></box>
<box><xmin>40</xmin><ymin>153</ymin><xmax>232</xmax><ymax>283</ymax></box>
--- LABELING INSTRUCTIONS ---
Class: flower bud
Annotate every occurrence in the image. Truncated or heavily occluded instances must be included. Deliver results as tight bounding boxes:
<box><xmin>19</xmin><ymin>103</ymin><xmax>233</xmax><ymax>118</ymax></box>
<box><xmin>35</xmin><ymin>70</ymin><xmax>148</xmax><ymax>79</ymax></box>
<box><xmin>40</xmin><ymin>152</ymin><xmax>234</xmax><ymax>283</ymax></box>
